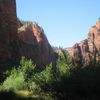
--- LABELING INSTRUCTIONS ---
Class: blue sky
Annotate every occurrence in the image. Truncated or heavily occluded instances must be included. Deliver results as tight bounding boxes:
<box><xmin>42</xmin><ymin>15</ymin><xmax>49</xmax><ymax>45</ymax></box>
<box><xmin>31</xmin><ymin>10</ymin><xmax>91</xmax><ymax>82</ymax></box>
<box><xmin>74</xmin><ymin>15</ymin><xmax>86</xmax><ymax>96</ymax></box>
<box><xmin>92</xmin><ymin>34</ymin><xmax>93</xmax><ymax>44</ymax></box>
<box><xmin>16</xmin><ymin>0</ymin><xmax>100</xmax><ymax>48</ymax></box>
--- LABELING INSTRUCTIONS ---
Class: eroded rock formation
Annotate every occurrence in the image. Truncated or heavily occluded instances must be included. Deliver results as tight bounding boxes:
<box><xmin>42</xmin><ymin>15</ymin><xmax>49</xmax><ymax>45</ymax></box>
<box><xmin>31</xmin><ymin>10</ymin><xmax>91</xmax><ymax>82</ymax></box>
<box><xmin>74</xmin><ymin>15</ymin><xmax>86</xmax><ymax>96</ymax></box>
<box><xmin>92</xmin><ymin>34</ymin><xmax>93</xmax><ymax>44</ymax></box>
<box><xmin>0</xmin><ymin>0</ymin><xmax>56</xmax><ymax>68</ymax></box>
<box><xmin>68</xmin><ymin>19</ymin><xmax>100</xmax><ymax>66</ymax></box>
<box><xmin>18</xmin><ymin>23</ymin><xmax>56</xmax><ymax>68</ymax></box>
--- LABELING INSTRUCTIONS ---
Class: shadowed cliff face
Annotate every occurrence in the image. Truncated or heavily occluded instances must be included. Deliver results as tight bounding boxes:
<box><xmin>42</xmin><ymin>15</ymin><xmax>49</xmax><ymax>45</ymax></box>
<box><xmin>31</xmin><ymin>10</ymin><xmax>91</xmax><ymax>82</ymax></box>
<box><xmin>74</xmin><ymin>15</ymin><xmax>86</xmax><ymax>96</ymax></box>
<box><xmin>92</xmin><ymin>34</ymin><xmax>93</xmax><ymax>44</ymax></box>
<box><xmin>0</xmin><ymin>0</ymin><xmax>19</xmax><ymax>63</ymax></box>
<box><xmin>18</xmin><ymin>23</ymin><xmax>56</xmax><ymax>68</ymax></box>
<box><xmin>68</xmin><ymin>19</ymin><xmax>100</xmax><ymax>66</ymax></box>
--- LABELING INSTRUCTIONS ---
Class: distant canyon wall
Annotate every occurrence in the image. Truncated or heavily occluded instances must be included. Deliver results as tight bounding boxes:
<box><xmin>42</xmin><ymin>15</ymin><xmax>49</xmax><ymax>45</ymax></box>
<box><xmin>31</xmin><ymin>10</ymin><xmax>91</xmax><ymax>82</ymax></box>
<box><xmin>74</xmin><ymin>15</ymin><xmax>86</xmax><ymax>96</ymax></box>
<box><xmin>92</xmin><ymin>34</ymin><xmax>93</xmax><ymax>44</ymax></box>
<box><xmin>68</xmin><ymin>19</ymin><xmax>100</xmax><ymax>66</ymax></box>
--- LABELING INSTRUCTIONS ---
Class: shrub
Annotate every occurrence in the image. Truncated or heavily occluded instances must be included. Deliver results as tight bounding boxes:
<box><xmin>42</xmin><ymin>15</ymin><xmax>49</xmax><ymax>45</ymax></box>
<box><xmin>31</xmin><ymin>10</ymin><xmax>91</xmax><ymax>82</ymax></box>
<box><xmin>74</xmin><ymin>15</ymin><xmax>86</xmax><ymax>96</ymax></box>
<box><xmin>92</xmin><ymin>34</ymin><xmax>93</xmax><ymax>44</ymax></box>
<box><xmin>27</xmin><ymin>82</ymin><xmax>41</xmax><ymax>93</ymax></box>
<box><xmin>1</xmin><ymin>57</ymin><xmax>36</xmax><ymax>91</ymax></box>
<box><xmin>33</xmin><ymin>64</ymin><xmax>54</xmax><ymax>91</ymax></box>
<box><xmin>55</xmin><ymin>52</ymin><xmax>72</xmax><ymax>78</ymax></box>
<box><xmin>19</xmin><ymin>57</ymin><xmax>36</xmax><ymax>81</ymax></box>
<box><xmin>2</xmin><ymin>68</ymin><xmax>26</xmax><ymax>91</ymax></box>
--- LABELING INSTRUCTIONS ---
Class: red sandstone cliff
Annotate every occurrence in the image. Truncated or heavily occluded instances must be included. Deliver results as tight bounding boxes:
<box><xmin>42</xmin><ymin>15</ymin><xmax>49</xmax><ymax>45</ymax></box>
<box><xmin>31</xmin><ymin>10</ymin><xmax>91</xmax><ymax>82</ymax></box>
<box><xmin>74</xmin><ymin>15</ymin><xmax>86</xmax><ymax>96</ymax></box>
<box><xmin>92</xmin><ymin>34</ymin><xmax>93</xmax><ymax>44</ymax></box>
<box><xmin>0</xmin><ymin>0</ymin><xmax>19</xmax><ymax>63</ymax></box>
<box><xmin>68</xmin><ymin>19</ymin><xmax>100</xmax><ymax>66</ymax></box>
<box><xmin>0</xmin><ymin>0</ymin><xmax>56</xmax><ymax>67</ymax></box>
<box><xmin>18</xmin><ymin>23</ymin><xmax>56</xmax><ymax>68</ymax></box>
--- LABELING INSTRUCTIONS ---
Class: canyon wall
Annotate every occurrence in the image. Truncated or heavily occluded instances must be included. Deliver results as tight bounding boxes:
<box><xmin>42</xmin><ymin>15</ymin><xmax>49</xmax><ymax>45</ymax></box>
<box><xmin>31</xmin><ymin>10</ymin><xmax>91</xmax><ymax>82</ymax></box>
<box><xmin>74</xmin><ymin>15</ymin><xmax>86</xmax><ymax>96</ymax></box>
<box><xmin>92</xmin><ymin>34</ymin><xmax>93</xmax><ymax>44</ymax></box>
<box><xmin>18</xmin><ymin>23</ymin><xmax>56</xmax><ymax>68</ymax></box>
<box><xmin>68</xmin><ymin>19</ymin><xmax>100</xmax><ymax>66</ymax></box>
<box><xmin>0</xmin><ymin>0</ymin><xmax>56</xmax><ymax>68</ymax></box>
<box><xmin>0</xmin><ymin>0</ymin><xmax>19</xmax><ymax>64</ymax></box>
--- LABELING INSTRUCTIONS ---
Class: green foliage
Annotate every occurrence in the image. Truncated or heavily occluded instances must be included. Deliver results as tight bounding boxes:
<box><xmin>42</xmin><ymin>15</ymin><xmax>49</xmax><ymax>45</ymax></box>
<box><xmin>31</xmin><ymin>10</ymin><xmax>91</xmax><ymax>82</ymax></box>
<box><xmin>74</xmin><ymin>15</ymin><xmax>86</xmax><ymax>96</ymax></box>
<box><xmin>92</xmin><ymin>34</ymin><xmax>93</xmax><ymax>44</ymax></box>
<box><xmin>2</xmin><ymin>69</ymin><xmax>26</xmax><ymax>91</ymax></box>
<box><xmin>27</xmin><ymin>82</ymin><xmax>40</xmax><ymax>92</ymax></box>
<box><xmin>33</xmin><ymin>64</ymin><xmax>54</xmax><ymax>87</ymax></box>
<box><xmin>56</xmin><ymin>52</ymin><xmax>72</xmax><ymax>77</ymax></box>
<box><xmin>1</xmin><ymin>53</ymin><xmax>72</xmax><ymax>94</ymax></box>
<box><xmin>1</xmin><ymin>53</ymin><xmax>100</xmax><ymax>99</ymax></box>
<box><xmin>1</xmin><ymin>57</ymin><xmax>36</xmax><ymax>91</ymax></box>
<box><xmin>19</xmin><ymin>57</ymin><xmax>36</xmax><ymax>81</ymax></box>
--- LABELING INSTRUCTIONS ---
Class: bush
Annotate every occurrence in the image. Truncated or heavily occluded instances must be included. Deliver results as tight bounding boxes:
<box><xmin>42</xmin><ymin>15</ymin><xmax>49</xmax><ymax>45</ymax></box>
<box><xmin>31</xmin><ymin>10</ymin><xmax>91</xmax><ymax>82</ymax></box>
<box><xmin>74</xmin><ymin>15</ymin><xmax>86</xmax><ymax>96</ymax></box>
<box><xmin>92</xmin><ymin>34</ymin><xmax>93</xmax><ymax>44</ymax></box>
<box><xmin>1</xmin><ymin>57</ymin><xmax>36</xmax><ymax>91</ymax></box>
<box><xmin>19</xmin><ymin>57</ymin><xmax>36</xmax><ymax>81</ymax></box>
<box><xmin>56</xmin><ymin>53</ymin><xmax>72</xmax><ymax>77</ymax></box>
<box><xmin>33</xmin><ymin>64</ymin><xmax>54</xmax><ymax>87</ymax></box>
<box><xmin>2</xmin><ymin>68</ymin><xmax>26</xmax><ymax>91</ymax></box>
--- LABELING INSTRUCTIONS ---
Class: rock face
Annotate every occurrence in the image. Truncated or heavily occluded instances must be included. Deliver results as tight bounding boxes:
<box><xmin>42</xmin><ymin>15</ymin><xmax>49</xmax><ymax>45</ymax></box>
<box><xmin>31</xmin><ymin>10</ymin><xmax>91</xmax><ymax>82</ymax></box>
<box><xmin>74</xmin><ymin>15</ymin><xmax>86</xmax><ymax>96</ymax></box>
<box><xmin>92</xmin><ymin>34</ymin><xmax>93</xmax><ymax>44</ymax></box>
<box><xmin>18</xmin><ymin>23</ymin><xmax>56</xmax><ymax>68</ymax></box>
<box><xmin>0</xmin><ymin>0</ymin><xmax>19</xmax><ymax>63</ymax></box>
<box><xmin>0</xmin><ymin>0</ymin><xmax>56</xmax><ymax>68</ymax></box>
<box><xmin>68</xmin><ymin>19</ymin><xmax>100</xmax><ymax>66</ymax></box>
